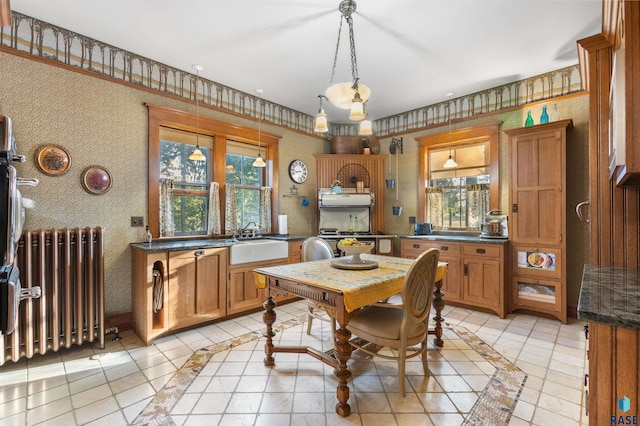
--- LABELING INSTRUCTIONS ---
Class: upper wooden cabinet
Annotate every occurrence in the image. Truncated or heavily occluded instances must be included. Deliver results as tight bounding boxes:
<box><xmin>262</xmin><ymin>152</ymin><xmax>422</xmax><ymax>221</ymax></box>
<box><xmin>605</xmin><ymin>0</ymin><xmax>640</xmax><ymax>185</ymax></box>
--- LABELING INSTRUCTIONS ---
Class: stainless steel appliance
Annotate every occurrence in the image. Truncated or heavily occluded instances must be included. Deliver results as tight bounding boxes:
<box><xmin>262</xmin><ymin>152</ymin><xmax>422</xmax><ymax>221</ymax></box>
<box><xmin>317</xmin><ymin>188</ymin><xmax>395</xmax><ymax>255</ymax></box>
<box><xmin>414</xmin><ymin>222</ymin><xmax>433</xmax><ymax>235</ymax></box>
<box><xmin>480</xmin><ymin>210</ymin><xmax>509</xmax><ymax>239</ymax></box>
<box><xmin>0</xmin><ymin>115</ymin><xmax>40</xmax><ymax>336</ymax></box>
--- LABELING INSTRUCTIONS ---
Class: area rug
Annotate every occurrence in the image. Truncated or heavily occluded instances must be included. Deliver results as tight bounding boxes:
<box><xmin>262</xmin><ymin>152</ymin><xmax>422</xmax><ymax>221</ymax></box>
<box><xmin>133</xmin><ymin>316</ymin><xmax>526</xmax><ymax>425</ymax></box>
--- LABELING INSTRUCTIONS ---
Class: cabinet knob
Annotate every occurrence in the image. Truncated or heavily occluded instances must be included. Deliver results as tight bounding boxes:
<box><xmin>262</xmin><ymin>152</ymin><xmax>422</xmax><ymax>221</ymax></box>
<box><xmin>194</xmin><ymin>249</ymin><xmax>205</xmax><ymax>257</ymax></box>
<box><xmin>476</xmin><ymin>248</ymin><xmax>486</xmax><ymax>254</ymax></box>
<box><xmin>413</xmin><ymin>244</ymin><xmax>420</xmax><ymax>249</ymax></box>
<box><xmin>440</xmin><ymin>246</ymin><xmax>449</xmax><ymax>251</ymax></box>
<box><xmin>584</xmin><ymin>324</ymin><xmax>589</xmax><ymax>340</ymax></box>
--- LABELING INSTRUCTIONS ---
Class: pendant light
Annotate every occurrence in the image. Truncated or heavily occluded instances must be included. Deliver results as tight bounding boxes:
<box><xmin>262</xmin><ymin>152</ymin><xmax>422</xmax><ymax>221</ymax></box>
<box><xmin>314</xmin><ymin>95</ymin><xmax>328</xmax><ymax>133</ymax></box>
<box><xmin>252</xmin><ymin>89</ymin><xmax>266</xmax><ymax>168</ymax></box>
<box><xmin>359</xmin><ymin>102</ymin><xmax>373</xmax><ymax>135</ymax></box>
<box><xmin>188</xmin><ymin>64</ymin><xmax>206</xmax><ymax>162</ymax></box>
<box><xmin>443</xmin><ymin>92</ymin><xmax>458</xmax><ymax>169</ymax></box>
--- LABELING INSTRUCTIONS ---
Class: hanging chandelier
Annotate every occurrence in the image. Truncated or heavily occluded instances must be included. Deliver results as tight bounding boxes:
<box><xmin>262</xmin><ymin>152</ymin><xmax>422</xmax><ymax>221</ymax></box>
<box><xmin>188</xmin><ymin>64</ymin><xmax>206</xmax><ymax>162</ymax></box>
<box><xmin>314</xmin><ymin>0</ymin><xmax>370</xmax><ymax>133</ymax></box>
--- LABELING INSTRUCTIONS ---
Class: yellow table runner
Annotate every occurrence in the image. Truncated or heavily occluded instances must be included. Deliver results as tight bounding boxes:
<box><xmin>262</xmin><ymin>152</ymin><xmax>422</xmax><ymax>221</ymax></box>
<box><xmin>255</xmin><ymin>254</ymin><xmax>447</xmax><ymax>313</ymax></box>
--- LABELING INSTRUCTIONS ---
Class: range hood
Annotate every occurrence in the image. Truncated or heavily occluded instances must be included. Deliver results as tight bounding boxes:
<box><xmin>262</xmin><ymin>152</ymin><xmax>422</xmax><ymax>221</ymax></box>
<box><xmin>319</xmin><ymin>192</ymin><xmax>374</xmax><ymax>208</ymax></box>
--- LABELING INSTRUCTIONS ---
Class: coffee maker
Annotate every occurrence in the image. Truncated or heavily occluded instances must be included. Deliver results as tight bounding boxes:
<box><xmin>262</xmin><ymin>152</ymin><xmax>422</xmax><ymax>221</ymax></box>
<box><xmin>480</xmin><ymin>210</ymin><xmax>508</xmax><ymax>239</ymax></box>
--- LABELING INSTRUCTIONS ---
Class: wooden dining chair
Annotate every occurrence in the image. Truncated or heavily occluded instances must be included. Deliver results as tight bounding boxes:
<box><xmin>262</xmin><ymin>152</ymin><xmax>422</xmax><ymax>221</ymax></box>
<box><xmin>347</xmin><ymin>248</ymin><xmax>440</xmax><ymax>396</ymax></box>
<box><xmin>301</xmin><ymin>237</ymin><xmax>337</xmax><ymax>336</ymax></box>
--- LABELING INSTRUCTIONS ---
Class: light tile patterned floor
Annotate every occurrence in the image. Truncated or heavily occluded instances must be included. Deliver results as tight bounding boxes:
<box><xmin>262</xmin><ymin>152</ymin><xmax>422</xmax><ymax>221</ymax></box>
<box><xmin>0</xmin><ymin>300</ymin><xmax>588</xmax><ymax>425</ymax></box>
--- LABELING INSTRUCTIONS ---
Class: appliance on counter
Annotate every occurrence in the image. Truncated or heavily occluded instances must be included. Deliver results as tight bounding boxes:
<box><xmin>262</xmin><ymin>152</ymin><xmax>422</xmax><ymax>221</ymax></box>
<box><xmin>317</xmin><ymin>188</ymin><xmax>394</xmax><ymax>255</ymax></box>
<box><xmin>0</xmin><ymin>115</ymin><xmax>40</xmax><ymax>335</ymax></box>
<box><xmin>480</xmin><ymin>210</ymin><xmax>509</xmax><ymax>239</ymax></box>
<box><xmin>414</xmin><ymin>222</ymin><xmax>433</xmax><ymax>235</ymax></box>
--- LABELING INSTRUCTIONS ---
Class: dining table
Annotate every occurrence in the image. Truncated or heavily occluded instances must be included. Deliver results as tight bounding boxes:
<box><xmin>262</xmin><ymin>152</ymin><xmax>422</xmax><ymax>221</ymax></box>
<box><xmin>254</xmin><ymin>253</ymin><xmax>448</xmax><ymax>417</ymax></box>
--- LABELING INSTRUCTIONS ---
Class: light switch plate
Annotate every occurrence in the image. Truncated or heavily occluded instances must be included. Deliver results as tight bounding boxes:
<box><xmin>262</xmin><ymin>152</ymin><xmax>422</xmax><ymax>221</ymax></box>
<box><xmin>131</xmin><ymin>216</ymin><xmax>144</xmax><ymax>227</ymax></box>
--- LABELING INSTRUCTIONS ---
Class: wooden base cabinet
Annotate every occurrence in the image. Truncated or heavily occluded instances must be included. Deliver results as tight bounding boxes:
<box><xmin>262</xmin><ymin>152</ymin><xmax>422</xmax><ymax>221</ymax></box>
<box><xmin>131</xmin><ymin>247</ymin><xmax>227</xmax><ymax>345</ymax></box>
<box><xmin>587</xmin><ymin>322</ymin><xmax>640</xmax><ymax>424</ymax></box>
<box><xmin>401</xmin><ymin>239</ymin><xmax>508</xmax><ymax>318</ymax></box>
<box><xmin>228</xmin><ymin>257</ymin><xmax>298</xmax><ymax>316</ymax></box>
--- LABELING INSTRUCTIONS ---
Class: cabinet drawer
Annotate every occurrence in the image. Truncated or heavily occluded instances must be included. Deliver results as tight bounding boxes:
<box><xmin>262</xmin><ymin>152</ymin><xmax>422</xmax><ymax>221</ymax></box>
<box><xmin>402</xmin><ymin>240</ymin><xmax>461</xmax><ymax>255</ymax></box>
<box><xmin>462</xmin><ymin>244</ymin><xmax>501</xmax><ymax>258</ymax></box>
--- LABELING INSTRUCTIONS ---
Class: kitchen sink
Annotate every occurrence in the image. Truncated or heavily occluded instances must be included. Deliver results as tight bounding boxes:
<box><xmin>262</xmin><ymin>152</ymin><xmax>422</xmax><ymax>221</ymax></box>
<box><xmin>229</xmin><ymin>239</ymin><xmax>289</xmax><ymax>265</ymax></box>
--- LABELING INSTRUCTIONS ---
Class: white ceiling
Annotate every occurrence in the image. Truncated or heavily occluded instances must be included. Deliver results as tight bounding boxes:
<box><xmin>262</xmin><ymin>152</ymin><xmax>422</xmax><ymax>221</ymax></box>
<box><xmin>11</xmin><ymin>0</ymin><xmax>602</xmax><ymax>124</ymax></box>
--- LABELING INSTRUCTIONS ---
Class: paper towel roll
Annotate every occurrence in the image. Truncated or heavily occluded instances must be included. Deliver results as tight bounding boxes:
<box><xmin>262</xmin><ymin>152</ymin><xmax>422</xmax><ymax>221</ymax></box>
<box><xmin>278</xmin><ymin>214</ymin><xmax>288</xmax><ymax>235</ymax></box>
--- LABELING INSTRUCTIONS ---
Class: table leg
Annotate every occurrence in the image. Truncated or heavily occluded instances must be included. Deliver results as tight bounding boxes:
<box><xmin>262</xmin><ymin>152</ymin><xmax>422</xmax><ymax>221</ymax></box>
<box><xmin>333</xmin><ymin>325</ymin><xmax>352</xmax><ymax>417</ymax></box>
<box><xmin>432</xmin><ymin>279</ymin><xmax>444</xmax><ymax>347</ymax></box>
<box><xmin>263</xmin><ymin>296</ymin><xmax>276</xmax><ymax>366</ymax></box>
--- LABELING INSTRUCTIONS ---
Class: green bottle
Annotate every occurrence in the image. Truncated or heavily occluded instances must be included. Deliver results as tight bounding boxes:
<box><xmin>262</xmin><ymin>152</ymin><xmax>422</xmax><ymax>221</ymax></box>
<box><xmin>525</xmin><ymin>110</ymin><xmax>534</xmax><ymax>126</ymax></box>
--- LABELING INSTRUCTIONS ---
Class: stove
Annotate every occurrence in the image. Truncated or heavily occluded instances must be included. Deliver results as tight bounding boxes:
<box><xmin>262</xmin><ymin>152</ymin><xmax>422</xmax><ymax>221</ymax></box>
<box><xmin>0</xmin><ymin>115</ymin><xmax>40</xmax><ymax>335</ymax></box>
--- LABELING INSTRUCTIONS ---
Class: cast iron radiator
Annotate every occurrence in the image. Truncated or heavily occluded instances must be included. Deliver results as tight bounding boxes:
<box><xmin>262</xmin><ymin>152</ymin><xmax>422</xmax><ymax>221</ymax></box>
<box><xmin>0</xmin><ymin>227</ymin><xmax>105</xmax><ymax>365</ymax></box>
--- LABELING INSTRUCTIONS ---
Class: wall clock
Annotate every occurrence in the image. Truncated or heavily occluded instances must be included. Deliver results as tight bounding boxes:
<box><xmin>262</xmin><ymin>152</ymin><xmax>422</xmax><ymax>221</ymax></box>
<box><xmin>288</xmin><ymin>159</ymin><xmax>308</xmax><ymax>184</ymax></box>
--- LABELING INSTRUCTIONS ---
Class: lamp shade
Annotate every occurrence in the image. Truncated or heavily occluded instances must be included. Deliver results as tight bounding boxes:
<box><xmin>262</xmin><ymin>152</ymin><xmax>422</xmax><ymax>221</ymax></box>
<box><xmin>314</xmin><ymin>110</ymin><xmax>328</xmax><ymax>133</ymax></box>
<box><xmin>443</xmin><ymin>156</ymin><xmax>458</xmax><ymax>169</ymax></box>
<box><xmin>325</xmin><ymin>82</ymin><xmax>371</xmax><ymax>109</ymax></box>
<box><xmin>349</xmin><ymin>99</ymin><xmax>365</xmax><ymax>121</ymax></box>
<box><xmin>359</xmin><ymin>118</ymin><xmax>373</xmax><ymax>135</ymax></box>
<box><xmin>189</xmin><ymin>146</ymin><xmax>206</xmax><ymax>162</ymax></box>
<box><xmin>252</xmin><ymin>154</ymin><xmax>266</xmax><ymax>168</ymax></box>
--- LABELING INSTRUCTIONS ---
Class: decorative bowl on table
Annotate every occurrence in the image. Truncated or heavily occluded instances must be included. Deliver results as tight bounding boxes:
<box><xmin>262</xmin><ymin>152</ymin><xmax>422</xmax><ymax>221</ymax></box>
<box><xmin>337</xmin><ymin>240</ymin><xmax>375</xmax><ymax>264</ymax></box>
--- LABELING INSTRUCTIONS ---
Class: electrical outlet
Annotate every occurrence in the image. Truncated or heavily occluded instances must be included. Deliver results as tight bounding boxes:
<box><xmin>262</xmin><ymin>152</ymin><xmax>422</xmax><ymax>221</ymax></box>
<box><xmin>409</xmin><ymin>216</ymin><xmax>416</xmax><ymax>224</ymax></box>
<box><xmin>131</xmin><ymin>216</ymin><xmax>144</xmax><ymax>227</ymax></box>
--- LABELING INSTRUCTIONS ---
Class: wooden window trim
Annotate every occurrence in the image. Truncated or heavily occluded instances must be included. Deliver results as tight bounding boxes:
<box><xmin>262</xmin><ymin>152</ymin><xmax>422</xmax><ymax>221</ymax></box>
<box><xmin>146</xmin><ymin>103</ymin><xmax>280</xmax><ymax>237</ymax></box>
<box><xmin>416</xmin><ymin>122</ymin><xmax>501</xmax><ymax>223</ymax></box>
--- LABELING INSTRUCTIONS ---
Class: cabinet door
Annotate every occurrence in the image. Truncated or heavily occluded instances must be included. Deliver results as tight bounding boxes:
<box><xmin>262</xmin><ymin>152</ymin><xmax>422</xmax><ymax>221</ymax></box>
<box><xmin>228</xmin><ymin>267</ymin><xmax>265</xmax><ymax>316</ymax></box>
<box><xmin>510</xmin><ymin>128</ymin><xmax>565</xmax><ymax>245</ymax></box>
<box><xmin>440</xmin><ymin>254</ymin><xmax>462</xmax><ymax>302</ymax></box>
<box><xmin>463</xmin><ymin>258</ymin><xmax>500</xmax><ymax>307</ymax></box>
<box><xmin>168</xmin><ymin>248</ymin><xmax>227</xmax><ymax>329</ymax></box>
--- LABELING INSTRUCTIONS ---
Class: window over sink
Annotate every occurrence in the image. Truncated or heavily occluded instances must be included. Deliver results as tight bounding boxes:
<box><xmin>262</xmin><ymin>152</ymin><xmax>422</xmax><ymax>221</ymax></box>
<box><xmin>416</xmin><ymin>122</ymin><xmax>500</xmax><ymax>231</ymax></box>
<box><xmin>146</xmin><ymin>103</ymin><xmax>280</xmax><ymax>238</ymax></box>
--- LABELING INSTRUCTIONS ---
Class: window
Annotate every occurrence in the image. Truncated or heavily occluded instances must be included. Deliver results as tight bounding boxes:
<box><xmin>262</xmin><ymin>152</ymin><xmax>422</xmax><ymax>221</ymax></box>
<box><xmin>226</xmin><ymin>141</ymin><xmax>265</xmax><ymax>229</ymax></box>
<box><xmin>427</xmin><ymin>142</ymin><xmax>490</xmax><ymax>229</ymax></box>
<box><xmin>146</xmin><ymin>103</ymin><xmax>280</xmax><ymax>239</ymax></box>
<box><xmin>417</xmin><ymin>123</ymin><xmax>500</xmax><ymax>231</ymax></box>
<box><xmin>159</xmin><ymin>127</ymin><xmax>212</xmax><ymax>236</ymax></box>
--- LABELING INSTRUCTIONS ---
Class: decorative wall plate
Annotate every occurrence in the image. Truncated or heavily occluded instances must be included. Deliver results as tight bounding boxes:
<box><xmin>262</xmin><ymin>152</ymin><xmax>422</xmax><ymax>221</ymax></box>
<box><xmin>35</xmin><ymin>144</ymin><xmax>71</xmax><ymax>176</ymax></box>
<box><xmin>81</xmin><ymin>165</ymin><xmax>112</xmax><ymax>195</ymax></box>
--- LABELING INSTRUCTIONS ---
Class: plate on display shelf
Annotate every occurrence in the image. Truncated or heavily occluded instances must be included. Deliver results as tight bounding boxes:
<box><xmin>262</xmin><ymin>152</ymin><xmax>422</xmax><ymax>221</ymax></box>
<box><xmin>331</xmin><ymin>257</ymin><xmax>378</xmax><ymax>270</ymax></box>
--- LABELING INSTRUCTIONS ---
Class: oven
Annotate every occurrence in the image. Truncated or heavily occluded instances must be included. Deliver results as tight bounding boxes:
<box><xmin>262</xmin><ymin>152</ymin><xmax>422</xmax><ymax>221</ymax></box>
<box><xmin>0</xmin><ymin>115</ymin><xmax>40</xmax><ymax>335</ymax></box>
<box><xmin>317</xmin><ymin>188</ymin><xmax>395</xmax><ymax>256</ymax></box>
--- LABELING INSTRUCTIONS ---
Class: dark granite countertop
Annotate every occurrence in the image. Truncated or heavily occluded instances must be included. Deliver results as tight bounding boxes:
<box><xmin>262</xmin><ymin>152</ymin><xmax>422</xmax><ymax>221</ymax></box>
<box><xmin>401</xmin><ymin>234</ymin><xmax>510</xmax><ymax>245</ymax></box>
<box><xmin>578</xmin><ymin>265</ymin><xmax>640</xmax><ymax>330</ymax></box>
<box><xmin>130</xmin><ymin>235</ymin><xmax>313</xmax><ymax>252</ymax></box>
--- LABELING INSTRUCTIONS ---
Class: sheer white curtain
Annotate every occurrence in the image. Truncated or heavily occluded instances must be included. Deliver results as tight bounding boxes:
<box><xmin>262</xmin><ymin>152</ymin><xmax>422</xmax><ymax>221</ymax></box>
<box><xmin>466</xmin><ymin>183</ymin><xmax>490</xmax><ymax>230</ymax></box>
<box><xmin>426</xmin><ymin>187</ymin><xmax>443</xmax><ymax>229</ymax></box>
<box><xmin>260</xmin><ymin>186</ymin><xmax>272</xmax><ymax>233</ymax></box>
<box><xmin>225</xmin><ymin>183</ymin><xmax>238</xmax><ymax>234</ymax></box>
<box><xmin>208</xmin><ymin>182</ymin><xmax>221</xmax><ymax>235</ymax></box>
<box><xmin>159</xmin><ymin>178</ymin><xmax>174</xmax><ymax>237</ymax></box>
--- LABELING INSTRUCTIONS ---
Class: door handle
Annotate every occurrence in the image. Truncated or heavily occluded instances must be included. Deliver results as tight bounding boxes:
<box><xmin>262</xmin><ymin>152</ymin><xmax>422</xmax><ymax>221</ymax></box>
<box><xmin>576</xmin><ymin>200</ymin><xmax>590</xmax><ymax>224</ymax></box>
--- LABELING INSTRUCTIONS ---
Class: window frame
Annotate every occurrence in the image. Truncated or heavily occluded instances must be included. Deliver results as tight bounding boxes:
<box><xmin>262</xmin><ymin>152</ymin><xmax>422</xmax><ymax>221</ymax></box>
<box><xmin>146</xmin><ymin>103</ymin><xmax>280</xmax><ymax>238</ymax></box>
<box><xmin>416</xmin><ymin>122</ymin><xmax>501</xmax><ymax>225</ymax></box>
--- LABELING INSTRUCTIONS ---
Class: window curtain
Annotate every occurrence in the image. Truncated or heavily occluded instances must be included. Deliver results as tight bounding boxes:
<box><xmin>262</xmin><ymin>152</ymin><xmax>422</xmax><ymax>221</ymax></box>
<box><xmin>260</xmin><ymin>186</ymin><xmax>272</xmax><ymax>233</ymax></box>
<box><xmin>208</xmin><ymin>182</ymin><xmax>221</xmax><ymax>235</ymax></box>
<box><xmin>225</xmin><ymin>183</ymin><xmax>238</xmax><ymax>234</ymax></box>
<box><xmin>466</xmin><ymin>183</ymin><xmax>490</xmax><ymax>229</ymax></box>
<box><xmin>426</xmin><ymin>187</ymin><xmax>443</xmax><ymax>229</ymax></box>
<box><xmin>159</xmin><ymin>178</ymin><xmax>174</xmax><ymax>237</ymax></box>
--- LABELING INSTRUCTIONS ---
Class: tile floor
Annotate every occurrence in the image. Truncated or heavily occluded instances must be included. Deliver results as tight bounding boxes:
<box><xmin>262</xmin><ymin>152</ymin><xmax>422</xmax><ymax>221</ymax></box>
<box><xmin>0</xmin><ymin>300</ymin><xmax>588</xmax><ymax>425</ymax></box>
